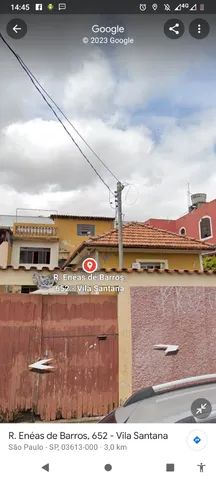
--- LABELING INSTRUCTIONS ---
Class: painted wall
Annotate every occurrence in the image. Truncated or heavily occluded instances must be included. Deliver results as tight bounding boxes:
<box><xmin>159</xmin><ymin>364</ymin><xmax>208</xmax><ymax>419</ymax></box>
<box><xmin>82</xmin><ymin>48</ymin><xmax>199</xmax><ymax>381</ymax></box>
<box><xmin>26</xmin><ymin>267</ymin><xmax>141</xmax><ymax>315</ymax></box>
<box><xmin>145</xmin><ymin>200</ymin><xmax>216</xmax><ymax>244</ymax></box>
<box><xmin>96</xmin><ymin>249</ymin><xmax>201</xmax><ymax>270</ymax></box>
<box><xmin>131</xmin><ymin>285</ymin><xmax>216</xmax><ymax>392</ymax></box>
<box><xmin>53</xmin><ymin>218</ymin><xmax>114</xmax><ymax>259</ymax></box>
<box><xmin>11</xmin><ymin>241</ymin><xmax>59</xmax><ymax>269</ymax></box>
<box><xmin>144</xmin><ymin>219</ymin><xmax>177</xmax><ymax>232</ymax></box>
<box><xmin>0</xmin><ymin>242</ymin><xmax>9</xmax><ymax>268</ymax></box>
<box><xmin>176</xmin><ymin>201</ymin><xmax>216</xmax><ymax>243</ymax></box>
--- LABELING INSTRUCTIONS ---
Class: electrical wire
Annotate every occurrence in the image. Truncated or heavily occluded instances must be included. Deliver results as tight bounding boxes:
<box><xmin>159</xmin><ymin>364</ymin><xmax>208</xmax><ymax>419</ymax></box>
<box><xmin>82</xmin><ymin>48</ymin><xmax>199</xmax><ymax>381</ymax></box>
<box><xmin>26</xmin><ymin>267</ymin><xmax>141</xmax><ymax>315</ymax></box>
<box><xmin>0</xmin><ymin>32</ymin><xmax>114</xmax><ymax>194</ymax></box>
<box><xmin>18</xmin><ymin>57</ymin><xmax>120</xmax><ymax>183</ymax></box>
<box><xmin>123</xmin><ymin>182</ymin><xmax>140</xmax><ymax>207</ymax></box>
<box><xmin>109</xmin><ymin>189</ymin><xmax>116</xmax><ymax>210</ymax></box>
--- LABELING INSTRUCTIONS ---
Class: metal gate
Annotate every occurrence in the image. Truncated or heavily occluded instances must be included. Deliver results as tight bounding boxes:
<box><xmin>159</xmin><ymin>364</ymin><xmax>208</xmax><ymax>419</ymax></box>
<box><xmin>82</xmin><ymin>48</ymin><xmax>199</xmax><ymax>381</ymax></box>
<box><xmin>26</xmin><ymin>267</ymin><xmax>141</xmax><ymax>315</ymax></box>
<box><xmin>0</xmin><ymin>294</ymin><xmax>118</xmax><ymax>421</ymax></box>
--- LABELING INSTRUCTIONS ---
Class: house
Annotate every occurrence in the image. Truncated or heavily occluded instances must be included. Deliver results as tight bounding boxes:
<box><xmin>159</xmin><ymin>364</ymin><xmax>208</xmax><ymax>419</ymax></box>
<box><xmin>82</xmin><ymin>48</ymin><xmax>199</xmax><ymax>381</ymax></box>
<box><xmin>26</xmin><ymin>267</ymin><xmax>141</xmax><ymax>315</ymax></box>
<box><xmin>145</xmin><ymin>193</ymin><xmax>216</xmax><ymax>246</ymax></box>
<box><xmin>50</xmin><ymin>214</ymin><xmax>115</xmax><ymax>265</ymax></box>
<box><xmin>0</xmin><ymin>215</ymin><xmax>59</xmax><ymax>292</ymax></box>
<box><xmin>0</xmin><ymin>214</ymin><xmax>115</xmax><ymax>269</ymax></box>
<box><xmin>0</xmin><ymin>215</ymin><xmax>59</xmax><ymax>269</ymax></box>
<box><xmin>64</xmin><ymin>222</ymin><xmax>214</xmax><ymax>271</ymax></box>
<box><xmin>0</xmin><ymin>213</ymin><xmax>115</xmax><ymax>292</ymax></box>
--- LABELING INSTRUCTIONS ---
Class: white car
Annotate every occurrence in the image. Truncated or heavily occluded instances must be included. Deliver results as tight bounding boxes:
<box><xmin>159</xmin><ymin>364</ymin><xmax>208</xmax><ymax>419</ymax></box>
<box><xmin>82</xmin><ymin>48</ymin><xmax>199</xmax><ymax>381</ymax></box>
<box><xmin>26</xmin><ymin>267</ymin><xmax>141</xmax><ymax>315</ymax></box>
<box><xmin>99</xmin><ymin>374</ymin><xmax>216</xmax><ymax>423</ymax></box>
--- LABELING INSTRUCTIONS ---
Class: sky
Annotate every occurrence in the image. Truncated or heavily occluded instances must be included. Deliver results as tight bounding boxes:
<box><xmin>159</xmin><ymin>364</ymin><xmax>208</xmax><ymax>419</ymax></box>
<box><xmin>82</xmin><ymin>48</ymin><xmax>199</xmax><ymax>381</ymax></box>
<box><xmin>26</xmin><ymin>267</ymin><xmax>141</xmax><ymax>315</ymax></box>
<box><xmin>0</xmin><ymin>14</ymin><xmax>216</xmax><ymax>221</ymax></box>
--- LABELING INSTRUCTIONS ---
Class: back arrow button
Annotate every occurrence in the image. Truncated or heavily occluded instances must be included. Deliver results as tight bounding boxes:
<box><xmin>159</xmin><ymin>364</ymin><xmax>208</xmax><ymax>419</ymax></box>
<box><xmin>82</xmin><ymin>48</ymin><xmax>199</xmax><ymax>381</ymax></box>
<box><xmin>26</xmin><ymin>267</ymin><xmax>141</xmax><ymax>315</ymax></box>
<box><xmin>7</xmin><ymin>19</ymin><xmax>27</xmax><ymax>39</ymax></box>
<box><xmin>42</xmin><ymin>464</ymin><xmax>50</xmax><ymax>473</ymax></box>
<box><xmin>13</xmin><ymin>25</ymin><xmax>22</xmax><ymax>34</ymax></box>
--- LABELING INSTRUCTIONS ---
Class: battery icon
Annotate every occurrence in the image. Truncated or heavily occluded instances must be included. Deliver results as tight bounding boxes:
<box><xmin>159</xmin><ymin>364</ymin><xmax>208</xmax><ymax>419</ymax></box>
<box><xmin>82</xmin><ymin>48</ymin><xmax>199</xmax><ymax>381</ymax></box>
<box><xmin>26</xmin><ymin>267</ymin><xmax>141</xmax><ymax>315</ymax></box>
<box><xmin>200</xmin><ymin>4</ymin><xmax>205</xmax><ymax>11</ymax></box>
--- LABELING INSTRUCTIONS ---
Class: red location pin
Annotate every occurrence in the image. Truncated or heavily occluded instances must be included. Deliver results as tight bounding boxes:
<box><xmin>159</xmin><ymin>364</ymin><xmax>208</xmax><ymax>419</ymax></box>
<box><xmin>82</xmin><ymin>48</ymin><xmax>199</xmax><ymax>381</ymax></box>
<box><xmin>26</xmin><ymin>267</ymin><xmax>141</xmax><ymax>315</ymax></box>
<box><xmin>82</xmin><ymin>257</ymin><xmax>98</xmax><ymax>273</ymax></box>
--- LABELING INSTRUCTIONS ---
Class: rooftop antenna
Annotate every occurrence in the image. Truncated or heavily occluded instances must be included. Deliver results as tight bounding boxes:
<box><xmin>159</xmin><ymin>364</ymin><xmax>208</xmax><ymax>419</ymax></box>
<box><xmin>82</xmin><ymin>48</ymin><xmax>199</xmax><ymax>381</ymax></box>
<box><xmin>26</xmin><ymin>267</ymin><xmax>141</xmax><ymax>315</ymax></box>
<box><xmin>187</xmin><ymin>183</ymin><xmax>191</xmax><ymax>211</ymax></box>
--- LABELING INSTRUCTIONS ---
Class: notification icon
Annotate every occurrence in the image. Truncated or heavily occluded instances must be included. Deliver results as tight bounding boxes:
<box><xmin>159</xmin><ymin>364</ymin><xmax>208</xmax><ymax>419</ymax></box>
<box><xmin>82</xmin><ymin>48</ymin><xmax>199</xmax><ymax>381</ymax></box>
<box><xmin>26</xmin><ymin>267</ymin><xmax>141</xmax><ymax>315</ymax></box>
<box><xmin>82</xmin><ymin>258</ymin><xmax>98</xmax><ymax>273</ymax></box>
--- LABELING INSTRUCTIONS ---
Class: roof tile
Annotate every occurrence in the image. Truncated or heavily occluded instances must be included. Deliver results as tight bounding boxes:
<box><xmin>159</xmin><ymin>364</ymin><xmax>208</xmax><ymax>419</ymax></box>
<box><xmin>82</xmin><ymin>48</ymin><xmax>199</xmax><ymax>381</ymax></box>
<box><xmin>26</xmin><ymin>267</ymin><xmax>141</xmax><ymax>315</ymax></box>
<box><xmin>84</xmin><ymin>222</ymin><xmax>214</xmax><ymax>250</ymax></box>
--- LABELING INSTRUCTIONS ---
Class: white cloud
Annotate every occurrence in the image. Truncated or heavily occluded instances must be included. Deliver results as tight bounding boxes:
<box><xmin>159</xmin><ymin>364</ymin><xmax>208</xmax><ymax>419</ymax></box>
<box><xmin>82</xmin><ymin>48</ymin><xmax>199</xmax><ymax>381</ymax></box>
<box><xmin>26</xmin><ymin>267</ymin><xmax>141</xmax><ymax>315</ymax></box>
<box><xmin>1</xmin><ymin>38</ymin><xmax>216</xmax><ymax>220</ymax></box>
<box><xmin>0</xmin><ymin>116</ymin><xmax>153</xmax><ymax>192</ymax></box>
<box><xmin>63</xmin><ymin>52</ymin><xmax>116</xmax><ymax>116</ymax></box>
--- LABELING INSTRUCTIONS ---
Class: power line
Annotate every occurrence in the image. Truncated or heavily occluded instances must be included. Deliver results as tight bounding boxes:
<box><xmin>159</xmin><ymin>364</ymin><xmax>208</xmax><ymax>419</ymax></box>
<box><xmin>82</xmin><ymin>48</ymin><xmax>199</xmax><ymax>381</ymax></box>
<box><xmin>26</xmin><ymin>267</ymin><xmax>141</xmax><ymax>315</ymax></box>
<box><xmin>0</xmin><ymin>32</ymin><xmax>114</xmax><ymax>194</ymax></box>
<box><xmin>1</xmin><ymin>32</ymin><xmax>125</xmax><ymax>267</ymax></box>
<box><xmin>109</xmin><ymin>189</ymin><xmax>116</xmax><ymax>210</ymax></box>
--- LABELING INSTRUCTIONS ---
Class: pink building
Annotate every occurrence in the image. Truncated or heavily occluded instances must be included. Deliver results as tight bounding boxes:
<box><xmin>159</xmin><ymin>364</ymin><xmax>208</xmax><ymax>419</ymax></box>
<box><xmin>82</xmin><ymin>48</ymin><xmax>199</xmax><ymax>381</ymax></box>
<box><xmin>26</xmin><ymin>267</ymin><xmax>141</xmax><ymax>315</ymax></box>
<box><xmin>145</xmin><ymin>194</ymin><xmax>216</xmax><ymax>246</ymax></box>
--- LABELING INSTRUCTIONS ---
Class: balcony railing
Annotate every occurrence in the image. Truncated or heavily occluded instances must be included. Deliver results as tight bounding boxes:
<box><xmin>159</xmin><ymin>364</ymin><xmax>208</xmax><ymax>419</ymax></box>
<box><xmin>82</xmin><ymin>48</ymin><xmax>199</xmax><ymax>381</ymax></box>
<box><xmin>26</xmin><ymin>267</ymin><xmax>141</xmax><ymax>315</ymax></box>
<box><xmin>13</xmin><ymin>223</ymin><xmax>58</xmax><ymax>239</ymax></box>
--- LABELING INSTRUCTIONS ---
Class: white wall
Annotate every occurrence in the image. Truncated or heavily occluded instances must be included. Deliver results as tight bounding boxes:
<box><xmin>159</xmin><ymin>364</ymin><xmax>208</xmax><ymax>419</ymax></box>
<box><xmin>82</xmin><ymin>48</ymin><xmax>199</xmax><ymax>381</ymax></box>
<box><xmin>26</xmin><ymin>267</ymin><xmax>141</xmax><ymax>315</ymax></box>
<box><xmin>11</xmin><ymin>241</ymin><xmax>59</xmax><ymax>269</ymax></box>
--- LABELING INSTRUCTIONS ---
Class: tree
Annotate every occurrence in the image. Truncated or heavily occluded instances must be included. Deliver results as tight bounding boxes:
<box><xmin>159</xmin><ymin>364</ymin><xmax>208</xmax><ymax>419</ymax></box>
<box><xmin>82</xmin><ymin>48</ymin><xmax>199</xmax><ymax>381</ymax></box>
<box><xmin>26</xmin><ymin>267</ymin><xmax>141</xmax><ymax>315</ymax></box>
<box><xmin>203</xmin><ymin>256</ymin><xmax>216</xmax><ymax>271</ymax></box>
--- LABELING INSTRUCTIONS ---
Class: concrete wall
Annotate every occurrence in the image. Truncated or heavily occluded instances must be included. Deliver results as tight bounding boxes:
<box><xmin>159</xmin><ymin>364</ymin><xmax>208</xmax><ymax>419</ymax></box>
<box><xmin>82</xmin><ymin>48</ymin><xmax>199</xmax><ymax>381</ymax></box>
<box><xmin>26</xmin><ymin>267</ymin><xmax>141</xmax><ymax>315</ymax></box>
<box><xmin>11</xmin><ymin>241</ymin><xmax>59</xmax><ymax>269</ymax></box>
<box><xmin>131</xmin><ymin>285</ymin><xmax>216</xmax><ymax>392</ymax></box>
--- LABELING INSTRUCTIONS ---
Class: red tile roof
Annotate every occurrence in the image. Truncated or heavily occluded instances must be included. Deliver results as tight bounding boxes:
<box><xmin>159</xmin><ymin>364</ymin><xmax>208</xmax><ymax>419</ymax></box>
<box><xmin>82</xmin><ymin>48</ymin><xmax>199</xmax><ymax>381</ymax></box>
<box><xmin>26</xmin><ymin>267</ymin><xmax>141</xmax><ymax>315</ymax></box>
<box><xmin>65</xmin><ymin>222</ymin><xmax>215</xmax><ymax>265</ymax></box>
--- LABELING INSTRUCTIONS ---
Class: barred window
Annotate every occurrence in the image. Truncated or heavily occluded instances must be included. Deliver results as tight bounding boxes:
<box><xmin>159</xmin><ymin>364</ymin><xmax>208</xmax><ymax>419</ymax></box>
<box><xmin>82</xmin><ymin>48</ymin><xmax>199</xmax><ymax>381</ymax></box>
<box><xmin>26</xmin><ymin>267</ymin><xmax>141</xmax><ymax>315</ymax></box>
<box><xmin>200</xmin><ymin>217</ymin><xmax>212</xmax><ymax>239</ymax></box>
<box><xmin>19</xmin><ymin>247</ymin><xmax>51</xmax><ymax>264</ymax></box>
<box><xmin>139</xmin><ymin>262</ymin><xmax>165</xmax><ymax>270</ymax></box>
<box><xmin>77</xmin><ymin>224</ymin><xmax>95</xmax><ymax>236</ymax></box>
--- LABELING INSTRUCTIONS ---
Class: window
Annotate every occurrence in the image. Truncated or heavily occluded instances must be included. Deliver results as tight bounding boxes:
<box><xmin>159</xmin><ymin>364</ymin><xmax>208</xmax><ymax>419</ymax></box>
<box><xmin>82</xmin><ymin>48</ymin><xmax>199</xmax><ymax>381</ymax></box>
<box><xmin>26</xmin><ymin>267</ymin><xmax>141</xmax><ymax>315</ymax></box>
<box><xmin>200</xmin><ymin>217</ymin><xmax>212</xmax><ymax>239</ymax></box>
<box><xmin>19</xmin><ymin>247</ymin><xmax>51</xmax><ymax>264</ymax></box>
<box><xmin>179</xmin><ymin>227</ymin><xmax>186</xmax><ymax>236</ymax></box>
<box><xmin>77</xmin><ymin>224</ymin><xmax>95</xmax><ymax>236</ymax></box>
<box><xmin>58</xmin><ymin>258</ymin><xmax>66</xmax><ymax>267</ymax></box>
<box><xmin>139</xmin><ymin>261</ymin><xmax>166</xmax><ymax>270</ymax></box>
<box><xmin>21</xmin><ymin>285</ymin><xmax>38</xmax><ymax>294</ymax></box>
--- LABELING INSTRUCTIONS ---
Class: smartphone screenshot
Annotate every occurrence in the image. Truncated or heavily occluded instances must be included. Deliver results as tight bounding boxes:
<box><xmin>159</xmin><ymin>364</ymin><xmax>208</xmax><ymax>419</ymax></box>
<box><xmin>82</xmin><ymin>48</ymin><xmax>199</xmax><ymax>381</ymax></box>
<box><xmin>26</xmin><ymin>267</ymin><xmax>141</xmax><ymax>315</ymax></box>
<box><xmin>0</xmin><ymin>0</ymin><xmax>216</xmax><ymax>477</ymax></box>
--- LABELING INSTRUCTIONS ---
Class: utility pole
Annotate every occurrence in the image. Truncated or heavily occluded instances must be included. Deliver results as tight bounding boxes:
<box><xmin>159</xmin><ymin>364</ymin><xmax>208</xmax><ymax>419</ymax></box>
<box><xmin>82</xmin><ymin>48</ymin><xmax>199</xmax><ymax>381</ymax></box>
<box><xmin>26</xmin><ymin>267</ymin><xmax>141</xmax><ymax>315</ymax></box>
<box><xmin>115</xmin><ymin>181</ymin><xmax>124</xmax><ymax>269</ymax></box>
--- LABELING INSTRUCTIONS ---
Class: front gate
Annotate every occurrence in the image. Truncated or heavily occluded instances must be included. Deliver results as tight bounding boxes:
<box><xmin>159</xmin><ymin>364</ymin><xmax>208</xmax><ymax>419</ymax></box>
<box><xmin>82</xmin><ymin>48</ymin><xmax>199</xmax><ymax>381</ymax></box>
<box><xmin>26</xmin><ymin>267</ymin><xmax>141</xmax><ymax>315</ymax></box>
<box><xmin>0</xmin><ymin>294</ymin><xmax>118</xmax><ymax>421</ymax></box>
